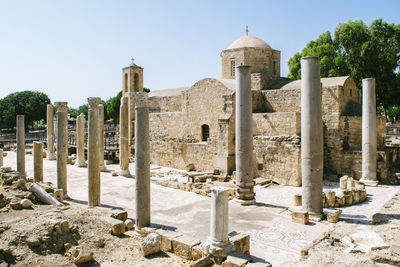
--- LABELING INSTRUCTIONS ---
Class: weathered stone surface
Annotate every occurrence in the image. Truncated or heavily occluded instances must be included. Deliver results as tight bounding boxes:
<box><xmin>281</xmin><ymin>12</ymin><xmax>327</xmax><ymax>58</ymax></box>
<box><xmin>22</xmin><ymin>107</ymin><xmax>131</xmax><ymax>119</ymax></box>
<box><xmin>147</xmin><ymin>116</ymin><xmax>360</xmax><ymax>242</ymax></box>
<box><xmin>185</xmin><ymin>163</ymin><xmax>195</xmax><ymax>171</ymax></box>
<box><xmin>294</xmin><ymin>194</ymin><xmax>302</xmax><ymax>206</ymax></box>
<box><xmin>111</xmin><ymin>210</ymin><xmax>128</xmax><ymax>221</ymax></box>
<box><xmin>71</xmin><ymin>245</ymin><xmax>94</xmax><ymax>264</ymax></box>
<box><xmin>390</xmin><ymin>242</ymin><xmax>400</xmax><ymax>255</ymax></box>
<box><xmin>102</xmin><ymin>217</ymin><xmax>126</xmax><ymax>236</ymax></box>
<box><xmin>155</xmin><ymin>229</ymin><xmax>182</xmax><ymax>252</ymax></box>
<box><xmin>140</xmin><ymin>233</ymin><xmax>161</xmax><ymax>257</ymax></box>
<box><xmin>20</xmin><ymin>199</ymin><xmax>33</xmax><ymax>209</ymax></box>
<box><xmin>124</xmin><ymin>219</ymin><xmax>134</xmax><ymax>230</ymax></box>
<box><xmin>221</xmin><ymin>253</ymin><xmax>249</xmax><ymax>267</ymax></box>
<box><xmin>26</xmin><ymin>236</ymin><xmax>40</xmax><ymax>247</ymax></box>
<box><xmin>325</xmin><ymin>190</ymin><xmax>336</xmax><ymax>207</ymax></box>
<box><xmin>189</xmin><ymin>255</ymin><xmax>212</xmax><ymax>267</ymax></box>
<box><xmin>229</xmin><ymin>232</ymin><xmax>250</xmax><ymax>255</ymax></box>
<box><xmin>171</xmin><ymin>234</ymin><xmax>201</xmax><ymax>259</ymax></box>
<box><xmin>323</xmin><ymin>208</ymin><xmax>342</xmax><ymax>223</ymax></box>
<box><xmin>291</xmin><ymin>209</ymin><xmax>309</xmax><ymax>224</ymax></box>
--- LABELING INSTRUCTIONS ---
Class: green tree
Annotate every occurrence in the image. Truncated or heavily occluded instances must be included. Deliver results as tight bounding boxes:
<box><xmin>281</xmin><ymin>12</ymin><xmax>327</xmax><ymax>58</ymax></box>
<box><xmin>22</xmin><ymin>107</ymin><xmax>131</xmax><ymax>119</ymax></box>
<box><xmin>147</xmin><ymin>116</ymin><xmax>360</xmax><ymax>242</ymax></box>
<box><xmin>288</xmin><ymin>19</ymin><xmax>400</xmax><ymax>110</ymax></box>
<box><xmin>0</xmin><ymin>90</ymin><xmax>50</xmax><ymax>129</ymax></box>
<box><xmin>106</xmin><ymin>91</ymin><xmax>122</xmax><ymax>123</ymax></box>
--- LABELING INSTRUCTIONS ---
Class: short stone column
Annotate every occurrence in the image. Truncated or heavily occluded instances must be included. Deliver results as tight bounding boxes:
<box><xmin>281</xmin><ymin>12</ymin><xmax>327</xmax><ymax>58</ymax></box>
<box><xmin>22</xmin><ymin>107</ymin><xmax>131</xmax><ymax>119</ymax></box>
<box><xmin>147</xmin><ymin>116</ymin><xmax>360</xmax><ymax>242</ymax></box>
<box><xmin>119</xmin><ymin>96</ymin><xmax>130</xmax><ymax>176</ymax></box>
<box><xmin>301</xmin><ymin>56</ymin><xmax>323</xmax><ymax>219</ymax></box>
<box><xmin>360</xmin><ymin>78</ymin><xmax>378</xmax><ymax>186</ymax></box>
<box><xmin>235</xmin><ymin>65</ymin><xmax>255</xmax><ymax>205</ymax></box>
<box><xmin>76</xmin><ymin>113</ymin><xmax>87</xmax><ymax>167</ymax></box>
<box><xmin>33</xmin><ymin>141</ymin><xmax>43</xmax><ymax>182</ymax></box>
<box><xmin>88</xmin><ymin>97</ymin><xmax>101</xmax><ymax>207</ymax></box>
<box><xmin>55</xmin><ymin>102</ymin><xmax>68</xmax><ymax>197</ymax></box>
<box><xmin>134</xmin><ymin>92</ymin><xmax>151</xmax><ymax>230</ymax></box>
<box><xmin>46</xmin><ymin>104</ymin><xmax>56</xmax><ymax>160</ymax></box>
<box><xmin>16</xmin><ymin>115</ymin><xmax>26</xmax><ymax>177</ymax></box>
<box><xmin>0</xmin><ymin>149</ymin><xmax>3</xmax><ymax>167</ymax></box>
<box><xmin>207</xmin><ymin>186</ymin><xmax>232</xmax><ymax>254</ymax></box>
<box><xmin>98</xmin><ymin>104</ymin><xmax>107</xmax><ymax>171</ymax></box>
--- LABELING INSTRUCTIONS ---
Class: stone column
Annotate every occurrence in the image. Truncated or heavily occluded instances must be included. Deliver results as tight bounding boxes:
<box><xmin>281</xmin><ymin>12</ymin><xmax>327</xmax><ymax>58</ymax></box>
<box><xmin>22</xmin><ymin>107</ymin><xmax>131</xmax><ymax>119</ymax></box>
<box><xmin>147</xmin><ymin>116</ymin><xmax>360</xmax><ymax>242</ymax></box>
<box><xmin>360</xmin><ymin>78</ymin><xmax>378</xmax><ymax>186</ymax></box>
<box><xmin>33</xmin><ymin>141</ymin><xmax>43</xmax><ymax>182</ymax></box>
<box><xmin>88</xmin><ymin>97</ymin><xmax>101</xmax><ymax>207</ymax></box>
<box><xmin>76</xmin><ymin>113</ymin><xmax>87</xmax><ymax>167</ymax></box>
<box><xmin>55</xmin><ymin>102</ymin><xmax>68</xmax><ymax>197</ymax></box>
<box><xmin>301</xmin><ymin>56</ymin><xmax>323</xmax><ymax>219</ymax></box>
<box><xmin>46</xmin><ymin>104</ymin><xmax>56</xmax><ymax>160</ymax></box>
<box><xmin>134</xmin><ymin>92</ymin><xmax>151</xmax><ymax>230</ymax></box>
<box><xmin>98</xmin><ymin>104</ymin><xmax>107</xmax><ymax>171</ymax></box>
<box><xmin>16</xmin><ymin>115</ymin><xmax>26</xmax><ymax>177</ymax></box>
<box><xmin>119</xmin><ymin>96</ymin><xmax>130</xmax><ymax>176</ymax></box>
<box><xmin>207</xmin><ymin>186</ymin><xmax>232</xmax><ymax>254</ymax></box>
<box><xmin>0</xmin><ymin>149</ymin><xmax>3</xmax><ymax>167</ymax></box>
<box><xmin>235</xmin><ymin>65</ymin><xmax>255</xmax><ymax>205</ymax></box>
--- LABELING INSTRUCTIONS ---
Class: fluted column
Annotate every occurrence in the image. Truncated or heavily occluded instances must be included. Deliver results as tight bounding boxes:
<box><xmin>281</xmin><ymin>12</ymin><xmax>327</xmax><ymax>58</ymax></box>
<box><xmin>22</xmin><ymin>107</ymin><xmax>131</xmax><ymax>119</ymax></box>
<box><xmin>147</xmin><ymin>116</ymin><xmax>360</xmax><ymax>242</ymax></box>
<box><xmin>76</xmin><ymin>113</ymin><xmax>87</xmax><ymax>167</ymax></box>
<box><xmin>360</xmin><ymin>78</ymin><xmax>378</xmax><ymax>186</ymax></box>
<box><xmin>119</xmin><ymin>96</ymin><xmax>130</xmax><ymax>176</ymax></box>
<box><xmin>134</xmin><ymin>92</ymin><xmax>151</xmax><ymax>231</ymax></box>
<box><xmin>55</xmin><ymin>102</ymin><xmax>68</xmax><ymax>196</ymax></box>
<box><xmin>46</xmin><ymin>104</ymin><xmax>56</xmax><ymax>160</ymax></box>
<box><xmin>88</xmin><ymin>97</ymin><xmax>101</xmax><ymax>207</ymax></box>
<box><xmin>235</xmin><ymin>65</ymin><xmax>255</xmax><ymax>205</ymax></box>
<box><xmin>98</xmin><ymin>104</ymin><xmax>107</xmax><ymax>171</ymax></box>
<box><xmin>301</xmin><ymin>57</ymin><xmax>323</xmax><ymax>219</ymax></box>
<box><xmin>16</xmin><ymin>115</ymin><xmax>26</xmax><ymax>177</ymax></box>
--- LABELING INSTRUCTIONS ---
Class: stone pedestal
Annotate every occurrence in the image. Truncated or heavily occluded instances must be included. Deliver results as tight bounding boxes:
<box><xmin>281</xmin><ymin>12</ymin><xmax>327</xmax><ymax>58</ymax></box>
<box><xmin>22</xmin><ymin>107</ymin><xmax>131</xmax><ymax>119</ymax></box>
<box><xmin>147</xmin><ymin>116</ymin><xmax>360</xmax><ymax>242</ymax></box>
<box><xmin>207</xmin><ymin>186</ymin><xmax>232</xmax><ymax>254</ymax></box>
<box><xmin>55</xmin><ymin>102</ymin><xmax>68</xmax><ymax>197</ymax></box>
<box><xmin>88</xmin><ymin>97</ymin><xmax>101</xmax><ymax>207</ymax></box>
<box><xmin>235</xmin><ymin>65</ymin><xmax>255</xmax><ymax>205</ymax></box>
<box><xmin>33</xmin><ymin>141</ymin><xmax>43</xmax><ymax>182</ymax></box>
<box><xmin>301</xmin><ymin>57</ymin><xmax>323</xmax><ymax>219</ymax></box>
<box><xmin>16</xmin><ymin>115</ymin><xmax>26</xmax><ymax>177</ymax></box>
<box><xmin>98</xmin><ymin>104</ymin><xmax>107</xmax><ymax>172</ymax></box>
<box><xmin>46</xmin><ymin>104</ymin><xmax>56</xmax><ymax>160</ymax></box>
<box><xmin>360</xmin><ymin>78</ymin><xmax>378</xmax><ymax>186</ymax></box>
<box><xmin>119</xmin><ymin>96</ymin><xmax>130</xmax><ymax>176</ymax></box>
<box><xmin>134</xmin><ymin>93</ymin><xmax>151</xmax><ymax>231</ymax></box>
<box><xmin>0</xmin><ymin>149</ymin><xmax>3</xmax><ymax>167</ymax></box>
<box><xmin>76</xmin><ymin>113</ymin><xmax>87</xmax><ymax>167</ymax></box>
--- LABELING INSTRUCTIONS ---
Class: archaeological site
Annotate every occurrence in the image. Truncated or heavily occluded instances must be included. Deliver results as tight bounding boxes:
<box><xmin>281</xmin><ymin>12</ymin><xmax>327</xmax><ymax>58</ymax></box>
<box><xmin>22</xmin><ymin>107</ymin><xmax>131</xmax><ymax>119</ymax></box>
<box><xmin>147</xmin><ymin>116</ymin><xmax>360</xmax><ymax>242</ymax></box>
<box><xmin>1</xmin><ymin>32</ymin><xmax>400</xmax><ymax>267</ymax></box>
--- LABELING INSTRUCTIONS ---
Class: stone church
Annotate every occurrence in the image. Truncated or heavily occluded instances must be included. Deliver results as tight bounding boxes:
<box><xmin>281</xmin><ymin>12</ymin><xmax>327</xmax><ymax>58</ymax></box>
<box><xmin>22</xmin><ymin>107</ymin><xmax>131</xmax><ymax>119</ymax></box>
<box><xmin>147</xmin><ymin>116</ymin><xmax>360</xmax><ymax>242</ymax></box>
<box><xmin>122</xmin><ymin>34</ymin><xmax>388</xmax><ymax>186</ymax></box>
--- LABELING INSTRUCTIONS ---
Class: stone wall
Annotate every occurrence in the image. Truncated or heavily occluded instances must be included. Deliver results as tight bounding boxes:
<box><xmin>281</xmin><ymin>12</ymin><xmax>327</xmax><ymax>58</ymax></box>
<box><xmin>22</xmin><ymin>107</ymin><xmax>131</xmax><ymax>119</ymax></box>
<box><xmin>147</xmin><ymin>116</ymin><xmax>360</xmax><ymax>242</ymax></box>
<box><xmin>253</xmin><ymin>135</ymin><xmax>301</xmax><ymax>186</ymax></box>
<box><xmin>148</xmin><ymin>95</ymin><xmax>183</xmax><ymax>113</ymax></box>
<box><xmin>253</xmin><ymin>112</ymin><xmax>300</xmax><ymax>136</ymax></box>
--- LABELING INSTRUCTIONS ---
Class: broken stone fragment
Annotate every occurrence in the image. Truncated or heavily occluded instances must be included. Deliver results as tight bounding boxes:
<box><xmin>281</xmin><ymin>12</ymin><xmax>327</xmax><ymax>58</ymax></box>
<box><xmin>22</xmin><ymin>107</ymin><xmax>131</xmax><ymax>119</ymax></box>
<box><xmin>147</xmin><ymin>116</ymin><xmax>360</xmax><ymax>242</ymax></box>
<box><xmin>290</xmin><ymin>209</ymin><xmax>309</xmax><ymax>224</ymax></box>
<box><xmin>111</xmin><ymin>210</ymin><xmax>128</xmax><ymax>221</ymax></box>
<box><xmin>323</xmin><ymin>208</ymin><xmax>342</xmax><ymax>223</ymax></box>
<box><xmin>124</xmin><ymin>219</ymin><xmax>134</xmax><ymax>230</ymax></box>
<box><xmin>185</xmin><ymin>163</ymin><xmax>195</xmax><ymax>172</ymax></box>
<box><xmin>102</xmin><ymin>217</ymin><xmax>126</xmax><ymax>236</ymax></box>
<box><xmin>325</xmin><ymin>190</ymin><xmax>336</xmax><ymax>207</ymax></box>
<box><xmin>20</xmin><ymin>198</ymin><xmax>33</xmax><ymax>209</ymax></box>
<box><xmin>229</xmin><ymin>232</ymin><xmax>250</xmax><ymax>255</ymax></box>
<box><xmin>26</xmin><ymin>236</ymin><xmax>40</xmax><ymax>247</ymax></box>
<box><xmin>140</xmin><ymin>233</ymin><xmax>161</xmax><ymax>257</ymax></box>
<box><xmin>71</xmin><ymin>245</ymin><xmax>94</xmax><ymax>264</ymax></box>
<box><xmin>171</xmin><ymin>234</ymin><xmax>201</xmax><ymax>259</ymax></box>
<box><xmin>293</xmin><ymin>194</ymin><xmax>302</xmax><ymax>206</ymax></box>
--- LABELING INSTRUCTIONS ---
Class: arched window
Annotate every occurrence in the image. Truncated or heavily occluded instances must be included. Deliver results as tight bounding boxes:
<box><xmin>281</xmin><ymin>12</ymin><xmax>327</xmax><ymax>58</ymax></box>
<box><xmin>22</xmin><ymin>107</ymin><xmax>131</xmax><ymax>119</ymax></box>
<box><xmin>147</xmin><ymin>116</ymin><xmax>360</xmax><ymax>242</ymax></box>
<box><xmin>134</xmin><ymin>73</ymin><xmax>139</xmax><ymax>92</ymax></box>
<box><xmin>124</xmin><ymin>73</ymin><xmax>128</xmax><ymax>92</ymax></box>
<box><xmin>201</xmin><ymin>124</ymin><xmax>210</xmax><ymax>141</ymax></box>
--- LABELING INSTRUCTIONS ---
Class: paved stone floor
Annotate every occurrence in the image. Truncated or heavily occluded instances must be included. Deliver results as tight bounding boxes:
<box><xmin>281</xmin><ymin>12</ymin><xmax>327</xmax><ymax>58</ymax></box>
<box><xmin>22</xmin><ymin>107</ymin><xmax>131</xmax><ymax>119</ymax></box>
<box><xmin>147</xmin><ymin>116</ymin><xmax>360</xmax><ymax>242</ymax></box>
<box><xmin>3</xmin><ymin>151</ymin><xmax>399</xmax><ymax>266</ymax></box>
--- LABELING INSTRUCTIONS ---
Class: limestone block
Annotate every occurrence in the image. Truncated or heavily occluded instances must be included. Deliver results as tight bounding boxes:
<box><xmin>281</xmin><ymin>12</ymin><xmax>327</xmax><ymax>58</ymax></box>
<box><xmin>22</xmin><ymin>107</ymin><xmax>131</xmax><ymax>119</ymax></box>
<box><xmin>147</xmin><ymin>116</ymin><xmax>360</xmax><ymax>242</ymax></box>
<box><xmin>189</xmin><ymin>255</ymin><xmax>212</xmax><ymax>267</ymax></box>
<box><xmin>360</xmin><ymin>189</ymin><xmax>367</xmax><ymax>202</ymax></box>
<box><xmin>352</xmin><ymin>190</ymin><xmax>360</xmax><ymax>204</ymax></box>
<box><xmin>291</xmin><ymin>209</ymin><xmax>309</xmax><ymax>224</ymax></box>
<box><xmin>294</xmin><ymin>194</ymin><xmax>302</xmax><ymax>206</ymax></box>
<box><xmin>339</xmin><ymin>176</ymin><xmax>348</xmax><ymax>190</ymax></box>
<box><xmin>111</xmin><ymin>210</ymin><xmax>128</xmax><ymax>221</ymax></box>
<box><xmin>323</xmin><ymin>208</ymin><xmax>342</xmax><ymax>223</ymax></box>
<box><xmin>221</xmin><ymin>253</ymin><xmax>249</xmax><ymax>267</ymax></box>
<box><xmin>26</xmin><ymin>236</ymin><xmax>41</xmax><ymax>247</ymax></box>
<box><xmin>390</xmin><ymin>242</ymin><xmax>400</xmax><ymax>255</ymax></box>
<box><xmin>229</xmin><ymin>232</ymin><xmax>250</xmax><ymax>255</ymax></box>
<box><xmin>72</xmin><ymin>245</ymin><xmax>94</xmax><ymax>264</ymax></box>
<box><xmin>171</xmin><ymin>234</ymin><xmax>201</xmax><ymax>259</ymax></box>
<box><xmin>336</xmin><ymin>195</ymin><xmax>345</xmax><ymax>207</ymax></box>
<box><xmin>124</xmin><ymin>219</ymin><xmax>134</xmax><ymax>230</ymax></box>
<box><xmin>155</xmin><ymin>229</ymin><xmax>182</xmax><ymax>252</ymax></box>
<box><xmin>322</xmin><ymin>192</ymin><xmax>328</xmax><ymax>208</ymax></box>
<box><xmin>355</xmin><ymin>181</ymin><xmax>365</xmax><ymax>190</ymax></box>
<box><xmin>343</xmin><ymin>190</ymin><xmax>353</xmax><ymax>206</ymax></box>
<box><xmin>53</xmin><ymin>189</ymin><xmax>63</xmax><ymax>202</ymax></box>
<box><xmin>102</xmin><ymin>217</ymin><xmax>126</xmax><ymax>236</ymax></box>
<box><xmin>325</xmin><ymin>190</ymin><xmax>336</xmax><ymax>207</ymax></box>
<box><xmin>347</xmin><ymin>178</ymin><xmax>355</xmax><ymax>190</ymax></box>
<box><xmin>191</xmin><ymin>244</ymin><xmax>203</xmax><ymax>261</ymax></box>
<box><xmin>140</xmin><ymin>233</ymin><xmax>161</xmax><ymax>257</ymax></box>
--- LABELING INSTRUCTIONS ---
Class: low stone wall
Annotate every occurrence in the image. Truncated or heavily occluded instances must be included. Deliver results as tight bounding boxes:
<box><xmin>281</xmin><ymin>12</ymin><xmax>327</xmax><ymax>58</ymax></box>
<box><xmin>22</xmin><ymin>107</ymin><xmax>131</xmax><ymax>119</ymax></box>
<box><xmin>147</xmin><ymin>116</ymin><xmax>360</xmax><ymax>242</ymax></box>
<box><xmin>150</xmin><ymin>138</ymin><xmax>216</xmax><ymax>172</ymax></box>
<box><xmin>253</xmin><ymin>135</ymin><xmax>301</xmax><ymax>186</ymax></box>
<box><xmin>253</xmin><ymin>112</ymin><xmax>300</xmax><ymax>136</ymax></box>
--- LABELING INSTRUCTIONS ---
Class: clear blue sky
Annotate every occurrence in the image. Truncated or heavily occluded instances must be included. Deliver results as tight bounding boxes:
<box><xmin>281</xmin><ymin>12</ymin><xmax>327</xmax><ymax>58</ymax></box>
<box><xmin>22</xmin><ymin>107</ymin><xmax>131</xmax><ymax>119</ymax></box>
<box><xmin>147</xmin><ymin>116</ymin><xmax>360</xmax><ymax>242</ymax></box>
<box><xmin>1</xmin><ymin>0</ymin><xmax>399</xmax><ymax>108</ymax></box>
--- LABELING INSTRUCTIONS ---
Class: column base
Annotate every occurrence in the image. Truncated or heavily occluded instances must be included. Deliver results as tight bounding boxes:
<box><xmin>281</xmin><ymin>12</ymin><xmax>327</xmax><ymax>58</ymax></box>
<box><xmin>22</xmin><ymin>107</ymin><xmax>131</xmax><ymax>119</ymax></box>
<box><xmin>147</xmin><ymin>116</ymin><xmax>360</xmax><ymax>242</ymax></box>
<box><xmin>233</xmin><ymin>198</ymin><xmax>256</xmax><ymax>206</ymax></box>
<box><xmin>119</xmin><ymin>169</ymin><xmax>131</xmax><ymax>176</ymax></box>
<box><xmin>76</xmin><ymin>161</ymin><xmax>87</xmax><ymax>167</ymax></box>
<box><xmin>47</xmin><ymin>154</ymin><xmax>56</xmax><ymax>161</ymax></box>
<box><xmin>133</xmin><ymin>227</ymin><xmax>147</xmax><ymax>237</ymax></box>
<box><xmin>205</xmin><ymin>238</ymin><xmax>234</xmax><ymax>257</ymax></box>
<box><xmin>308</xmin><ymin>212</ymin><xmax>323</xmax><ymax>222</ymax></box>
<box><xmin>359</xmin><ymin>178</ymin><xmax>378</xmax><ymax>187</ymax></box>
<box><xmin>100</xmin><ymin>164</ymin><xmax>108</xmax><ymax>172</ymax></box>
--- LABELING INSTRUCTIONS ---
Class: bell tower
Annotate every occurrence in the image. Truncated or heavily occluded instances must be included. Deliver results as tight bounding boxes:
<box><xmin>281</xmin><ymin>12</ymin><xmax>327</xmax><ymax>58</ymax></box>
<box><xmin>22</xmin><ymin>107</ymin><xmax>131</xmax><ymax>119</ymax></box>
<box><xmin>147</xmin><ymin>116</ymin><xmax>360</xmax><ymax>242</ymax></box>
<box><xmin>122</xmin><ymin>58</ymin><xmax>143</xmax><ymax>148</ymax></box>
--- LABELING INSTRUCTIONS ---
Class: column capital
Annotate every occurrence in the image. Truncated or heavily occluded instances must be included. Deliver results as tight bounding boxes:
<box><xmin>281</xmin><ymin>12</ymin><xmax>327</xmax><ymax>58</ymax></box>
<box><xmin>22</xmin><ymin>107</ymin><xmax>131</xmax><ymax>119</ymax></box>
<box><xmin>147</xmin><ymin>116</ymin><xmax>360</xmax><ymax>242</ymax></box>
<box><xmin>87</xmin><ymin>97</ymin><xmax>101</xmax><ymax>109</ymax></box>
<box><xmin>54</xmin><ymin>102</ymin><xmax>68</xmax><ymax>112</ymax></box>
<box><xmin>211</xmin><ymin>186</ymin><xmax>231</xmax><ymax>196</ymax></box>
<box><xmin>133</xmin><ymin>92</ymin><xmax>149</xmax><ymax>109</ymax></box>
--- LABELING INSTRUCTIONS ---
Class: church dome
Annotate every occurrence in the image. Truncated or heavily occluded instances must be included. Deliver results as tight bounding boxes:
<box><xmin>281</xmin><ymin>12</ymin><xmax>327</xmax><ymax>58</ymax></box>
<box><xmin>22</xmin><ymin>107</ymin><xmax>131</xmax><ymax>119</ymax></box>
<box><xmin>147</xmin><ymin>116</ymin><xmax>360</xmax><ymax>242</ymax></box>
<box><xmin>227</xmin><ymin>35</ymin><xmax>271</xmax><ymax>50</ymax></box>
